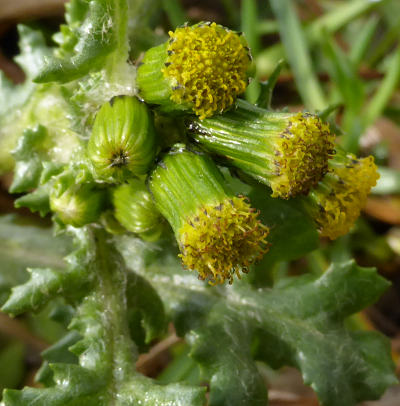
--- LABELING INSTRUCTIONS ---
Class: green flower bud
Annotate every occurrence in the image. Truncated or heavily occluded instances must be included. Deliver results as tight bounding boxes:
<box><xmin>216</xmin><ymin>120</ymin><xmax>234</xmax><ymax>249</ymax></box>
<box><xmin>148</xmin><ymin>145</ymin><xmax>269</xmax><ymax>285</ymax></box>
<box><xmin>112</xmin><ymin>180</ymin><xmax>165</xmax><ymax>241</ymax></box>
<box><xmin>303</xmin><ymin>151</ymin><xmax>379</xmax><ymax>240</ymax></box>
<box><xmin>50</xmin><ymin>178</ymin><xmax>106</xmax><ymax>228</ymax></box>
<box><xmin>187</xmin><ymin>100</ymin><xmax>335</xmax><ymax>199</ymax></box>
<box><xmin>87</xmin><ymin>96</ymin><xmax>157</xmax><ymax>183</ymax></box>
<box><xmin>136</xmin><ymin>22</ymin><xmax>252</xmax><ymax>119</ymax></box>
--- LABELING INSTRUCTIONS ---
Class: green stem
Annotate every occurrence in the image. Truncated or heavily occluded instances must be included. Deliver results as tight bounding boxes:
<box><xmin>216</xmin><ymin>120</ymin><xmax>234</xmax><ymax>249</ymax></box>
<box><xmin>75</xmin><ymin>227</ymin><xmax>137</xmax><ymax>383</ymax></box>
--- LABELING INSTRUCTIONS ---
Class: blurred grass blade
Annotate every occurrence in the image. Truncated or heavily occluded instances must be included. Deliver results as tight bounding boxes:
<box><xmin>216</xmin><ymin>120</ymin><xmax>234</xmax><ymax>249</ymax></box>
<box><xmin>317</xmin><ymin>103</ymin><xmax>341</xmax><ymax>121</ymax></box>
<box><xmin>256</xmin><ymin>59</ymin><xmax>285</xmax><ymax>109</ymax></box>
<box><xmin>270</xmin><ymin>0</ymin><xmax>327</xmax><ymax>111</ymax></box>
<box><xmin>372</xmin><ymin>167</ymin><xmax>400</xmax><ymax>195</ymax></box>
<box><xmin>364</xmin><ymin>46</ymin><xmax>400</xmax><ymax>128</ymax></box>
<box><xmin>350</xmin><ymin>16</ymin><xmax>380</xmax><ymax>68</ymax></box>
<box><xmin>162</xmin><ymin>0</ymin><xmax>186</xmax><ymax>28</ymax></box>
<box><xmin>368</xmin><ymin>23</ymin><xmax>400</xmax><ymax>67</ymax></box>
<box><xmin>322</xmin><ymin>36</ymin><xmax>364</xmax><ymax>112</ymax></box>
<box><xmin>257</xmin><ymin>0</ymin><xmax>385</xmax><ymax>77</ymax></box>
<box><xmin>241</xmin><ymin>0</ymin><xmax>261</xmax><ymax>56</ymax></box>
<box><xmin>257</xmin><ymin>19</ymin><xmax>279</xmax><ymax>35</ymax></box>
<box><xmin>308</xmin><ymin>0</ymin><xmax>386</xmax><ymax>42</ymax></box>
<box><xmin>321</xmin><ymin>34</ymin><xmax>365</xmax><ymax>152</ymax></box>
<box><xmin>221</xmin><ymin>0</ymin><xmax>240</xmax><ymax>28</ymax></box>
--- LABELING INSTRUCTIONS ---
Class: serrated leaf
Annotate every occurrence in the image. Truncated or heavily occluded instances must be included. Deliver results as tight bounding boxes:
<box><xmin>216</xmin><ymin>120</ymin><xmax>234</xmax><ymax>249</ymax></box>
<box><xmin>2</xmin><ymin>227</ymin><xmax>206</xmax><ymax>406</ymax></box>
<box><xmin>188</xmin><ymin>313</ymin><xmax>267</xmax><ymax>406</ymax></box>
<box><xmin>1</xmin><ymin>266</ymin><xmax>88</xmax><ymax>317</ymax></box>
<box><xmin>121</xmin><ymin>238</ymin><xmax>396</xmax><ymax>406</ymax></box>
<box><xmin>9</xmin><ymin>125</ymin><xmax>48</xmax><ymax>193</ymax></box>
<box><xmin>35</xmin><ymin>331</ymin><xmax>81</xmax><ymax>386</ymax></box>
<box><xmin>35</xmin><ymin>0</ymin><xmax>129</xmax><ymax>83</ymax></box>
<box><xmin>0</xmin><ymin>26</ymin><xmax>52</xmax><ymax>174</ymax></box>
<box><xmin>14</xmin><ymin>185</ymin><xmax>51</xmax><ymax>217</ymax></box>
<box><xmin>15</xmin><ymin>25</ymin><xmax>52</xmax><ymax>80</ymax></box>
<box><xmin>0</xmin><ymin>214</ymin><xmax>71</xmax><ymax>305</ymax></box>
<box><xmin>126</xmin><ymin>272</ymin><xmax>168</xmax><ymax>350</ymax></box>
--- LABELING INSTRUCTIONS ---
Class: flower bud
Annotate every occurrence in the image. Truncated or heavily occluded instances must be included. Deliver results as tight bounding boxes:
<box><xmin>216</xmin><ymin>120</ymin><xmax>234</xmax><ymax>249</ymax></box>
<box><xmin>50</xmin><ymin>179</ymin><xmax>106</xmax><ymax>228</ymax></box>
<box><xmin>87</xmin><ymin>96</ymin><xmax>157</xmax><ymax>183</ymax></box>
<box><xmin>303</xmin><ymin>152</ymin><xmax>379</xmax><ymax>239</ymax></box>
<box><xmin>136</xmin><ymin>22</ymin><xmax>251</xmax><ymax>119</ymax></box>
<box><xmin>112</xmin><ymin>180</ymin><xmax>165</xmax><ymax>241</ymax></box>
<box><xmin>187</xmin><ymin>100</ymin><xmax>335</xmax><ymax>199</ymax></box>
<box><xmin>148</xmin><ymin>145</ymin><xmax>269</xmax><ymax>285</ymax></box>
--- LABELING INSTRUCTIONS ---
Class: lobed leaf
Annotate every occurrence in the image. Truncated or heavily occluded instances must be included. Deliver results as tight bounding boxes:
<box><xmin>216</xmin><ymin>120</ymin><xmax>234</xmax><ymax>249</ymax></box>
<box><xmin>2</xmin><ymin>228</ymin><xmax>205</xmax><ymax>406</ymax></box>
<box><xmin>121</xmin><ymin>237</ymin><xmax>397</xmax><ymax>406</ymax></box>
<box><xmin>35</xmin><ymin>0</ymin><xmax>129</xmax><ymax>84</ymax></box>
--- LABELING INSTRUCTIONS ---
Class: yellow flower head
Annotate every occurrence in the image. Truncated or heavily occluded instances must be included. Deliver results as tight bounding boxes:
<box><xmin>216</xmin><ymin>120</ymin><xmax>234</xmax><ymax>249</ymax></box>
<box><xmin>178</xmin><ymin>196</ymin><xmax>269</xmax><ymax>285</ymax></box>
<box><xmin>163</xmin><ymin>22</ymin><xmax>251</xmax><ymax>119</ymax></box>
<box><xmin>269</xmin><ymin>113</ymin><xmax>334</xmax><ymax>199</ymax></box>
<box><xmin>308</xmin><ymin>154</ymin><xmax>379</xmax><ymax>239</ymax></box>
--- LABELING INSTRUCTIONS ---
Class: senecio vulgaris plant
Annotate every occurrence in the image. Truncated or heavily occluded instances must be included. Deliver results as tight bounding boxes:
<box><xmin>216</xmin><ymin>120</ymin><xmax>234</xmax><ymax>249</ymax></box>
<box><xmin>0</xmin><ymin>1</ymin><xmax>397</xmax><ymax>405</ymax></box>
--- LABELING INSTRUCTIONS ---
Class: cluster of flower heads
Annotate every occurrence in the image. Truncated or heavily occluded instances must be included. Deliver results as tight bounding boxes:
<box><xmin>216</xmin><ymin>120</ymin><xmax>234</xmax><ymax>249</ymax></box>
<box><xmin>52</xmin><ymin>22</ymin><xmax>379</xmax><ymax>285</ymax></box>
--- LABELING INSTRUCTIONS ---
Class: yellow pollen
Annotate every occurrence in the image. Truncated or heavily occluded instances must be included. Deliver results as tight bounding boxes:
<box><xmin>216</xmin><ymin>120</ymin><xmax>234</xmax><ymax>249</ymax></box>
<box><xmin>178</xmin><ymin>196</ymin><xmax>269</xmax><ymax>285</ymax></box>
<box><xmin>270</xmin><ymin>113</ymin><xmax>335</xmax><ymax>199</ymax></box>
<box><xmin>163</xmin><ymin>22</ymin><xmax>250</xmax><ymax>120</ymax></box>
<box><xmin>313</xmin><ymin>155</ymin><xmax>379</xmax><ymax>239</ymax></box>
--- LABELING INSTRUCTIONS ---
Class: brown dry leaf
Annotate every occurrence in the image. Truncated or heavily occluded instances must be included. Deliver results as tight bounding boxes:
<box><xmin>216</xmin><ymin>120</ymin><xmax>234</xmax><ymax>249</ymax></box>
<box><xmin>365</xmin><ymin>197</ymin><xmax>400</xmax><ymax>225</ymax></box>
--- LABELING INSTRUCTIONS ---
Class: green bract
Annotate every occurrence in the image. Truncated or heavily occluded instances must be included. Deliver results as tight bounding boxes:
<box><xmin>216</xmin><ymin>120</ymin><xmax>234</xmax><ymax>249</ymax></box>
<box><xmin>88</xmin><ymin>96</ymin><xmax>157</xmax><ymax>183</ymax></box>
<box><xmin>50</xmin><ymin>179</ymin><xmax>106</xmax><ymax>228</ymax></box>
<box><xmin>112</xmin><ymin>180</ymin><xmax>165</xmax><ymax>241</ymax></box>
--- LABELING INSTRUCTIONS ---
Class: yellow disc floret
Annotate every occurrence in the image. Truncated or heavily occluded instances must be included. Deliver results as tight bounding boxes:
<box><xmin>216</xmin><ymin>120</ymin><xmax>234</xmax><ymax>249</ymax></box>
<box><xmin>270</xmin><ymin>113</ymin><xmax>335</xmax><ymax>199</ymax></box>
<box><xmin>163</xmin><ymin>22</ymin><xmax>250</xmax><ymax>119</ymax></box>
<box><xmin>177</xmin><ymin>196</ymin><xmax>269</xmax><ymax>285</ymax></box>
<box><xmin>311</xmin><ymin>155</ymin><xmax>379</xmax><ymax>239</ymax></box>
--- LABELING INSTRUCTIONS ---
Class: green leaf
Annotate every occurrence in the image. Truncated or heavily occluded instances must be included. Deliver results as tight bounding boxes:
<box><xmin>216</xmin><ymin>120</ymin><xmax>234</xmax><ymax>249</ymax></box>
<box><xmin>15</xmin><ymin>25</ymin><xmax>52</xmax><ymax>80</ymax></box>
<box><xmin>35</xmin><ymin>331</ymin><xmax>81</xmax><ymax>386</ymax></box>
<box><xmin>1</xmin><ymin>266</ymin><xmax>89</xmax><ymax>317</ymax></box>
<box><xmin>188</xmin><ymin>312</ymin><xmax>267</xmax><ymax>406</ymax></box>
<box><xmin>0</xmin><ymin>214</ymin><xmax>71</xmax><ymax>305</ymax></box>
<box><xmin>14</xmin><ymin>185</ymin><xmax>52</xmax><ymax>217</ymax></box>
<box><xmin>35</xmin><ymin>0</ymin><xmax>129</xmax><ymax>83</ymax></box>
<box><xmin>249</xmin><ymin>187</ymin><xmax>319</xmax><ymax>285</ymax></box>
<box><xmin>0</xmin><ymin>26</ymin><xmax>52</xmax><ymax>174</ymax></box>
<box><xmin>122</xmin><ymin>237</ymin><xmax>396</xmax><ymax>406</ymax></box>
<box><xmin>3</xmin><ymin>228</ymin><xmax>206</xmax><ymax>406</ymax></box>
<box><xmin>9</xmin><ymin>125</ymin><xmax>48</xmax><ymax>193</ymax></box>
<box><xmin>126</xmin><ymin>272</ymin><xmax>168</xmax><ymax>350</ymax></box>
